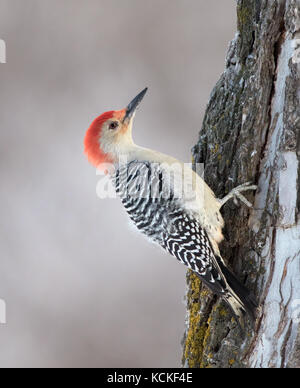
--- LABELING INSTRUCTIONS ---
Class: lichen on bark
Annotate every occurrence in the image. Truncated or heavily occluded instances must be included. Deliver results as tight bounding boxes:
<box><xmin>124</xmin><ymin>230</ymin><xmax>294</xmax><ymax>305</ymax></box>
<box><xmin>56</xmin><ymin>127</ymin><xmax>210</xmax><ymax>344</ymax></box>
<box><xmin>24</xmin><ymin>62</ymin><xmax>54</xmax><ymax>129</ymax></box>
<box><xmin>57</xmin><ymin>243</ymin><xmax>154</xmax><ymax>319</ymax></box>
<box><xmin>182</xmin><ymin>0</ymin><xmax>300</xmax><ymax>368</ymax></box>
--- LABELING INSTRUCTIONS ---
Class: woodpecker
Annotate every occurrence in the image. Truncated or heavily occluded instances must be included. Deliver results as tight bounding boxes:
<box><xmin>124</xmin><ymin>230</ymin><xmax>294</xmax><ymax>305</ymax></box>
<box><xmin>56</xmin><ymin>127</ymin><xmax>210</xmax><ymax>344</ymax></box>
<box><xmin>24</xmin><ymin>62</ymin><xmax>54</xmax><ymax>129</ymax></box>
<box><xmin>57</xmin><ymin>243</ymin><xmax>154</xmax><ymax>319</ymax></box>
<box><xmin>84</xmin><ymin>88</ymin><xmax>258</xmax><ymax>326</ymax></box>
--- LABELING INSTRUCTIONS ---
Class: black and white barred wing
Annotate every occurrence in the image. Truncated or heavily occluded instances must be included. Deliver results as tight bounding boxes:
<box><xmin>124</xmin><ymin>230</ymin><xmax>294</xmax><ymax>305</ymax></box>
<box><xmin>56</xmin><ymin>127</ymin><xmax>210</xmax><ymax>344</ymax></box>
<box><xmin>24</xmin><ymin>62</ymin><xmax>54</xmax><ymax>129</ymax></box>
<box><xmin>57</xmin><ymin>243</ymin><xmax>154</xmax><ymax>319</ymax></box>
<box><xmin>161</xmin><ymin>211</ymin><xmax>228</xmax><ymax>296</ymax></box>
<box><xmin>114</xmin><ymin>161</ymin><xmax>227</xmax><ymax>296</ymax></box>
<box><xmin>113</xmin><ymin>161</ymin><xmax>173</xmax><ymax>239</ymax></box>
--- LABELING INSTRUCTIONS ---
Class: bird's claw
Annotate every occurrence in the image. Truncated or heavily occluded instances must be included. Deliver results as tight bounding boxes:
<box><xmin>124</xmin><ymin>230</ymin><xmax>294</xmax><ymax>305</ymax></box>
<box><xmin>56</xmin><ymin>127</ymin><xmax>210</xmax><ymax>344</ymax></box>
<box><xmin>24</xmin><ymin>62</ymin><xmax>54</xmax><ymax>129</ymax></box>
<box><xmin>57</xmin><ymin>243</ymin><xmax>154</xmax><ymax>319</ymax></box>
<box><xmin>219</xmin><ymin>182</ymin><xmax>257</xmax><ymax>208</ymax></box>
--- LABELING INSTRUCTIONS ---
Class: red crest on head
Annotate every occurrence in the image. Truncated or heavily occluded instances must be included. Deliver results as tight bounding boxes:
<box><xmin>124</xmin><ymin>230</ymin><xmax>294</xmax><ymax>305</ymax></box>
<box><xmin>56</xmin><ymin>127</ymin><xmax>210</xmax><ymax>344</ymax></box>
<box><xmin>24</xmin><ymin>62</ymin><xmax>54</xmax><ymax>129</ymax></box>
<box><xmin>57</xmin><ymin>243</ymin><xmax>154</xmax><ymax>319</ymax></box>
<box><xmin>84</xmin><ymin>111</ymin><xmax>114</xmax><ymax>169</ymax></box>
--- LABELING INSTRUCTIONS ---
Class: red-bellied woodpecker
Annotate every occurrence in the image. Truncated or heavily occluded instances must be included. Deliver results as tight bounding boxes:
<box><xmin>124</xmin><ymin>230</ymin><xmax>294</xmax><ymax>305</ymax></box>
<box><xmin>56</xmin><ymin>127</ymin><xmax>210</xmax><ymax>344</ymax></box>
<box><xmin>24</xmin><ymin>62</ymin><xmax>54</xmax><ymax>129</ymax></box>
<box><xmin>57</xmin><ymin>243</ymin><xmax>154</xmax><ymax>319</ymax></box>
<box><xmin>84</xmin><ymin>88</ymin><xmax>258</xmax><ymax>326</ymax></box>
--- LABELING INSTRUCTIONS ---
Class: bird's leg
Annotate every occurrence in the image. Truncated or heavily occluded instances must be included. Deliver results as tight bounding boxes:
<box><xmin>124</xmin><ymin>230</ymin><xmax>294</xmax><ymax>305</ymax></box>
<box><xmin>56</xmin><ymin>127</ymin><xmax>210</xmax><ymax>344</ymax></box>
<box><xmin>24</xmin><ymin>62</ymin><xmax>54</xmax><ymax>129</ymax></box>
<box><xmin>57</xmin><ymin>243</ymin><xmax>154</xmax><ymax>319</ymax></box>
<box><xmin>218</xmin><ymin>182</ymin><xmax>257</xmax><ymax>208</ymax></box>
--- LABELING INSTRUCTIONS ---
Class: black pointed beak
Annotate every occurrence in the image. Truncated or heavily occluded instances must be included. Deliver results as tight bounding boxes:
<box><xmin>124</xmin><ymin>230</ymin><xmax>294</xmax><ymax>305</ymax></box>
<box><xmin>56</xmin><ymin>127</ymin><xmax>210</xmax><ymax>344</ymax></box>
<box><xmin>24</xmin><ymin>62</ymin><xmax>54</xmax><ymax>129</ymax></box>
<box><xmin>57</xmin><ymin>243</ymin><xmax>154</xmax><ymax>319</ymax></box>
<box><xmin>124</xmin><ymin>88</ymin><xmax>148</xmax><ymax>123</ymax></box>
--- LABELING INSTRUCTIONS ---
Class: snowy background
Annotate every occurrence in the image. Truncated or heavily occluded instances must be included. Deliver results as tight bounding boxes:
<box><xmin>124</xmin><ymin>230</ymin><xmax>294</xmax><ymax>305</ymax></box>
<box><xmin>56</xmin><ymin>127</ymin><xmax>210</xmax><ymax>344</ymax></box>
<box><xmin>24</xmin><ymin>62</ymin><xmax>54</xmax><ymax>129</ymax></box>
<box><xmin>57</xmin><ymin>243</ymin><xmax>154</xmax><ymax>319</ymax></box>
<box><xmin>0</xmin><ymin>0</ymin><xmax>235</xmax><ymax>367</ymax></box>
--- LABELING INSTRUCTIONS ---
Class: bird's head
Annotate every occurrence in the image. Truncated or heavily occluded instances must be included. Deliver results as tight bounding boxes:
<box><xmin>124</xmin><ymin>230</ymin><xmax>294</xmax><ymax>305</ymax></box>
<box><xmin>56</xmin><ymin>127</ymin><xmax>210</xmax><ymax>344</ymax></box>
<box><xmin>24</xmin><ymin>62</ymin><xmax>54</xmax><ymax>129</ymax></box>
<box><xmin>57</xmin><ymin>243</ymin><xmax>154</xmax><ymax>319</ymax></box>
<box><xmin>84</xmin><ymin>88</ymin><xmax>147</xmax><ymax>171</ymax></box>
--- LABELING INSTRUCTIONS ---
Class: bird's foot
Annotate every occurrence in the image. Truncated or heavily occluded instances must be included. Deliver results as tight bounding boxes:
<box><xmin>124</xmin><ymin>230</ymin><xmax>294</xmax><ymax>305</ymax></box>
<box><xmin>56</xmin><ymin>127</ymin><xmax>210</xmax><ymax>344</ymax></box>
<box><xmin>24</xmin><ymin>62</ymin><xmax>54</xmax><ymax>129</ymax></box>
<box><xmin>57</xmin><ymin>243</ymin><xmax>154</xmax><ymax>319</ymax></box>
<box><xmin>219</xmin><ymin>182</ymin><xmax>257</xmax><ymax>208</ymax></box>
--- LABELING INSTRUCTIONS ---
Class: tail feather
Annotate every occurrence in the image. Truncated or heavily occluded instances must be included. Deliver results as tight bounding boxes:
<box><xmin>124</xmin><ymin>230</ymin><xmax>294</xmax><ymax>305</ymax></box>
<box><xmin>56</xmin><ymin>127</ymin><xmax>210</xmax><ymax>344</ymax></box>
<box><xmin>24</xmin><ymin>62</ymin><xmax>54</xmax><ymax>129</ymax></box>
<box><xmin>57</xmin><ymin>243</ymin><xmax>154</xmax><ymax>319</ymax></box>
<box><xmin>224</xmin><ymin>294</ymin><xmax>248</xmax><ymax>328</ymax></box>
<box><xmin>216</xmin><ymin>257</ymin><xmax>258</xmax><ymax>327</ymax></box>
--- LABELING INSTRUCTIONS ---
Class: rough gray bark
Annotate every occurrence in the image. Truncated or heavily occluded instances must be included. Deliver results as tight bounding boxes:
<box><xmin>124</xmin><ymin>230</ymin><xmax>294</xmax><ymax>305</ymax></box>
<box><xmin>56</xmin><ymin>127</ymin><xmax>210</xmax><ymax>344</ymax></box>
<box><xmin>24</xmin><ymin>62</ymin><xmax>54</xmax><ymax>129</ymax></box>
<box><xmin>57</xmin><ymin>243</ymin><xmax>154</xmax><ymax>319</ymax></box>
<box><xmin>182</xmin><ymin>0</ymin><xmax>300</xmax><ymax>368</ymax></box>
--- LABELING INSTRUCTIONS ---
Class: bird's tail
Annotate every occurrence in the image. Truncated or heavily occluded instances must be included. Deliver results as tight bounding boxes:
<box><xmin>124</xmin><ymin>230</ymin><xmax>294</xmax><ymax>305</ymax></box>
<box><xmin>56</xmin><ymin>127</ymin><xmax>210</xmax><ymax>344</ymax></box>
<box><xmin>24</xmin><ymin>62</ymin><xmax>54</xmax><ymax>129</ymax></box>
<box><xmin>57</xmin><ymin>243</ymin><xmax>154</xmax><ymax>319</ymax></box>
<box><xmin>216</xmin><ymin>257</ymin><xmax>258</xmax><ymax>328</ymax></box>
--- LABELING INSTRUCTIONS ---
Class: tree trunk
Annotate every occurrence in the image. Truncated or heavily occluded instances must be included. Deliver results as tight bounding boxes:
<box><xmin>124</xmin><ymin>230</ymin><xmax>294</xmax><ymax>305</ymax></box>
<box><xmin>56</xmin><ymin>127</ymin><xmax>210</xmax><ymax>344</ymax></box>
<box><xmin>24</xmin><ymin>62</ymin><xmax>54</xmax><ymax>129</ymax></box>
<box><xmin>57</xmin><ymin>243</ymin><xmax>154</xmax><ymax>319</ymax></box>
<box><xmin>182</xmin><ymin>0</ymin><xmax>300</xmax><ymax>368</ymax></box>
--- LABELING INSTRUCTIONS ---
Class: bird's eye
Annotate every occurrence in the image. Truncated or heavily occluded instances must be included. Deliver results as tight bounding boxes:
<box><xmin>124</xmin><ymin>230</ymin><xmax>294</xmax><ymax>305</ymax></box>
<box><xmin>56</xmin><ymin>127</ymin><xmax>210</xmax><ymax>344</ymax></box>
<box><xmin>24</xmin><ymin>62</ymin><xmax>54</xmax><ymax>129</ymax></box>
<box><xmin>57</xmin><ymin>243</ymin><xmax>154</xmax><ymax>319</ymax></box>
<box><xmin>109</xmin><ymin>121</ymin><xmax>119</xmax><ymax>130</ymax></box>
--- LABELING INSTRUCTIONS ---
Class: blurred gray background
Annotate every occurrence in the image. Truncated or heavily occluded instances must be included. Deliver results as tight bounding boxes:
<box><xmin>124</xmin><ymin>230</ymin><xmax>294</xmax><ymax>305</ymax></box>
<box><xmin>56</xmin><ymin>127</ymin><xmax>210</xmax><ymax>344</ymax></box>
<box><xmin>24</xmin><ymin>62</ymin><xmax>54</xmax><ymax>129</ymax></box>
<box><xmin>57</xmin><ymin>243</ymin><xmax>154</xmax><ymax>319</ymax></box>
<box><xmin>0</xmin><ymin>0</ymin><xmax>235</xmax><ymax>367</ymax></box>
